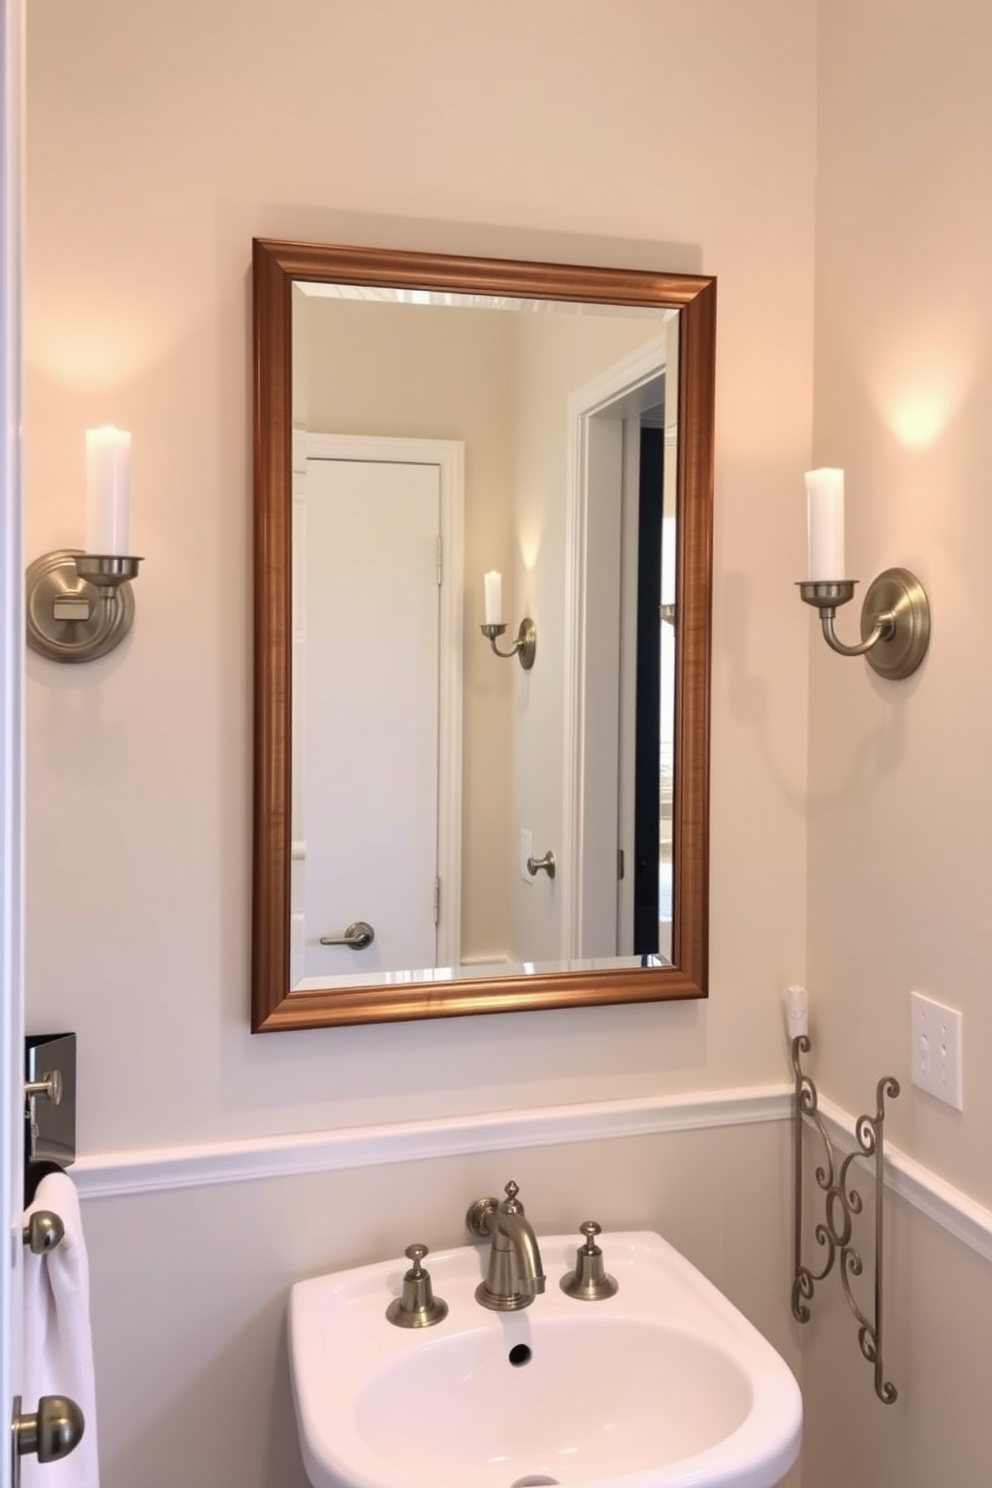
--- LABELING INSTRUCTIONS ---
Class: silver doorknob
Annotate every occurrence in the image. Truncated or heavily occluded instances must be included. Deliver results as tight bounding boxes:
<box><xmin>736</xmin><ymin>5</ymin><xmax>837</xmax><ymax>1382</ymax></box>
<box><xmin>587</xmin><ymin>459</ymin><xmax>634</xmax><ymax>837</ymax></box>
<box><xmin>12</xmin><ymin>1394</ymin><xmax>85</xmax><ymax>1464</ymax></box>
<box><xmin>22</xmin><ymin>1210</ymin><xmax>65</xmax><ymax>1254</ymax></box>
<box><xmin>319</xmin><ymin>920</ymin><xmax>375</xmax><ymax>949</ymax></box>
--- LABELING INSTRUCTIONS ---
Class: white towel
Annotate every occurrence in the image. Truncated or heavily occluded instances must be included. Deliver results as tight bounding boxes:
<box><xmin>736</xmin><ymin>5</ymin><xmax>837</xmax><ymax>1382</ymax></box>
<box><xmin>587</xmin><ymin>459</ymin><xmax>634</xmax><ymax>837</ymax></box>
<box><xmin>22</xmin><ymin>1171</ymin><xmax>100</xmax><ymax>1488</ymax></box>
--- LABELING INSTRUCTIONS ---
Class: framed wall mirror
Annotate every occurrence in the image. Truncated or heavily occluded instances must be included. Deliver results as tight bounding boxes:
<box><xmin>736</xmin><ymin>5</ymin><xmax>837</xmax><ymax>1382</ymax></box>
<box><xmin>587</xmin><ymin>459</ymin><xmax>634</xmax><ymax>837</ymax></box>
<box><xmin>251</xmin><ymin>237</ymin><xmax>715</xmax><ymax>1032</ymax></box>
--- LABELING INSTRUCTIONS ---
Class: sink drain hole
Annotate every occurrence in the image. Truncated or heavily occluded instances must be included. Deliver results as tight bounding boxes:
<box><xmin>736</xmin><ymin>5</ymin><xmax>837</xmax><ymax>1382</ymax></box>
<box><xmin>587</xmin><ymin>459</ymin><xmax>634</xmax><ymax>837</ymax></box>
<box><xmin>510</xmin><ymin>1478</ymin><xmax>559</xmax><ymax>1487</ymax></box>
<box><xmin>507</xmin><ymin>1343</ymin><xmax>532</xmax><ymax>1367</ymax></box>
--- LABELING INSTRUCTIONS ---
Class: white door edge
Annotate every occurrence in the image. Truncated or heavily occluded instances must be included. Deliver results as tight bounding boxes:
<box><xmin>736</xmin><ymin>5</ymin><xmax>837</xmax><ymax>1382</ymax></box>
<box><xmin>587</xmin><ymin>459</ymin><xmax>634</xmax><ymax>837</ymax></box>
<box><xmin>1</xmin><ymin>0</ymin><xmax>26</xmax><ymax>1465</ymax></box>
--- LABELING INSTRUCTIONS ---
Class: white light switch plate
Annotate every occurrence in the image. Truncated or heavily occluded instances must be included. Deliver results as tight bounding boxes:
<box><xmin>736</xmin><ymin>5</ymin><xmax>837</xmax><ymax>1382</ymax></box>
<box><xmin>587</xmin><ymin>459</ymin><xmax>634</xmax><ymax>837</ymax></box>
<box><xmin>910</xmin><ymin>990</ymin><xmax>963</xmax><ymax>1110</ymax></box>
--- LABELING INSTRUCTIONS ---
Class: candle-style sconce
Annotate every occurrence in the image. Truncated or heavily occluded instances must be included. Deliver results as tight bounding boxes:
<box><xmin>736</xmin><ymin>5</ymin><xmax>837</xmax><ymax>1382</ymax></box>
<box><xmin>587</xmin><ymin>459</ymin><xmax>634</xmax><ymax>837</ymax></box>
<box><xmin>798</xmin><ymin>469</ymin><xmax>930</xmax><ymax>680</ymax></box>
<box><xmin>480</xmin><ymin>569</ymin><xmax>536</xmax><ymax>670</ymax></box>
<box><xmin>26</xmin><ymin>427</ymin><xmax>144</xmax><ymax>663</ymax></box>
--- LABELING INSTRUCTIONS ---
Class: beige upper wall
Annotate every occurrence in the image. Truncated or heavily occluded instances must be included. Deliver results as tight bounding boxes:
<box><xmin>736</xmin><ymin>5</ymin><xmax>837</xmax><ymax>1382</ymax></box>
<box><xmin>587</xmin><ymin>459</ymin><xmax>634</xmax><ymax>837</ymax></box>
<box><xmin>809</xmin><ymin>0</ymin><xmax>992</xmax><ymax>1203</ymax></box>
<box><xmin>23</xmin><ymin>0</ymin><xmax>815</xmax><ymax>1152</ymax></box>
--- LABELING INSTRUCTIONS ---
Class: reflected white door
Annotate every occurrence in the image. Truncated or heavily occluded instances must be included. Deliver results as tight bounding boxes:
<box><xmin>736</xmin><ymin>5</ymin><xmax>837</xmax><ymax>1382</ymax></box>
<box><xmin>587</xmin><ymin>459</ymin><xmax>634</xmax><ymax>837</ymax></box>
<box><xmin>301</xmin><ymin>456</ymin><xmax>442</xmax><ymax>977</ymax></box>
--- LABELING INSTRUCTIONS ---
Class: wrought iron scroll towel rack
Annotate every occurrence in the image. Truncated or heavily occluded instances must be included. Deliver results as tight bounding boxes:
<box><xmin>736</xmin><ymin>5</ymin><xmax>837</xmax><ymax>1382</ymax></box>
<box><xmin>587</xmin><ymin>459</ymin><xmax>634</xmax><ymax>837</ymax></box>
<box><xmin>791</xmin><ymin>1033</ymin><xmax>899</xmax><ymax>1404</ymax></box>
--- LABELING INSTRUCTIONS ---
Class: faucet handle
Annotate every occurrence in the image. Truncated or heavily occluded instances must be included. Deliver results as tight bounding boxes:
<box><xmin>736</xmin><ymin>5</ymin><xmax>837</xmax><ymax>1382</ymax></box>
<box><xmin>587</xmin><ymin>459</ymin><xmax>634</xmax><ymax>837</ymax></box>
<box><xmin>501</xmin><ymin>1180</ymin><xmax>524</xmax><ymax>1213</ymax></box>
<box><xmin>560</xmin><ymin>1220</ymin><xmax>619</xmax><ymax>1301</ymax></box>
<box><xmin>385</xmin><ymin>1243</ymin><xmax>449</xmax><ymax>1328</ymax></box>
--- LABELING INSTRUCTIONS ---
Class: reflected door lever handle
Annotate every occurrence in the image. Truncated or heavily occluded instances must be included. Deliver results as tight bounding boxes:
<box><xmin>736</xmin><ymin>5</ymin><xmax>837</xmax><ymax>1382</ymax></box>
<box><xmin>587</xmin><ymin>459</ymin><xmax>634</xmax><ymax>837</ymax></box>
<box><xmin>319</xmin><ymin>920</ymin><xmax>375</xmax><ymax>949</ymax></box>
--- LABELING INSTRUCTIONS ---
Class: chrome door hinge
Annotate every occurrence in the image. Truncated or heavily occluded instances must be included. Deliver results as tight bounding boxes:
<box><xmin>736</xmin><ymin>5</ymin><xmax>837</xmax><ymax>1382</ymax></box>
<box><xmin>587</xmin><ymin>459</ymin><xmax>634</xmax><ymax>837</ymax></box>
<box><xmin>433</xmin><ymin>877</ymin><xmax>440</xmax><ymax>926</ymax></box>
<box><xmin>617</xmin><ymin>848</ymin><xmax>625</xmax><ymax>881</ymax></box>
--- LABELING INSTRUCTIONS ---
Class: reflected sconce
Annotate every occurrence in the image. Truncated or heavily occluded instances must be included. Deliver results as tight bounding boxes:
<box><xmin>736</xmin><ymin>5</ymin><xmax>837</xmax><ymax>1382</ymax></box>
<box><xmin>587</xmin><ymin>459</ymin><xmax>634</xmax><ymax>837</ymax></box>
<box><xmin>797</xmin><ymin>468</ymin><xmax>930</xmax><ymax>680</ymax></box>
<box><xmin>480</xmin><ymin>569</ymin><xmax>536</xmax><ymax>670</ymax></box>
<box><xmin>26</xmin><ymin>427</ymin><xmax>144</xmax><ymax>663</ymax></box>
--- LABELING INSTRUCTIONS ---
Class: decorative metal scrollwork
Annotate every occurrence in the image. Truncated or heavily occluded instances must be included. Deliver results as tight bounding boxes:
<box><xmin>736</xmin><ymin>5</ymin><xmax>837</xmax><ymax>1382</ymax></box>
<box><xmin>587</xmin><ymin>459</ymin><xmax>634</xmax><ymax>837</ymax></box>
<box><xmin>791</xmin><ymin>1033</ymin><xmax>899</xmax><ymax>1404</ymax></box>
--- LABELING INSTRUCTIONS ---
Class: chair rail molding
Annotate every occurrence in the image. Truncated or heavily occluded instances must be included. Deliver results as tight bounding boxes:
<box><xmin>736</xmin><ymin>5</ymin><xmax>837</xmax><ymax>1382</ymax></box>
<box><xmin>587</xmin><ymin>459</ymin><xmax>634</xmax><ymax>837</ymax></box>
<box><xmin>70</xmin><ymin>1084</ymin><xmax>992</xmax><ymax>1269</ymax></box>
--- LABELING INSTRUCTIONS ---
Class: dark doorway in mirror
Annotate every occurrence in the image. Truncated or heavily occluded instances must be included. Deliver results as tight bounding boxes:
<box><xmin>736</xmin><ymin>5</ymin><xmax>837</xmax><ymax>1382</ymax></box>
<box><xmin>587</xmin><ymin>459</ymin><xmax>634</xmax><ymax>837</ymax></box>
<box><xmin>634</xmin><ymin>426</ymin><xmax>663</xmax><ymax>958</ymax></box>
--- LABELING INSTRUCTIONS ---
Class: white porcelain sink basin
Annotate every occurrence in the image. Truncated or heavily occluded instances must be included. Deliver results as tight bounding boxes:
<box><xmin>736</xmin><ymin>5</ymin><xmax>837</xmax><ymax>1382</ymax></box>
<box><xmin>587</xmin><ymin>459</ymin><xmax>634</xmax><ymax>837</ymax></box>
<box><xmin>288</xmin><ymin>1230</ymin><xmax>801</xmax><ymax>1488</ymax></box>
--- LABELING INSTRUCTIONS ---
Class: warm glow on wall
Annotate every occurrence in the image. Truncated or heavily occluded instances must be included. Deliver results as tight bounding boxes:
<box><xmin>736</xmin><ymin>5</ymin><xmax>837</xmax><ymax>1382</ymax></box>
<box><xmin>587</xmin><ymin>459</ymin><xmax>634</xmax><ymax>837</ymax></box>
<box><xmin>518</xmin><ymin>515</ymin><xmax>543</xmax><ymax>572</ymax></box>
<box><xmin>885</xmin><ymin>391</ymin><xmax>960</xmax><ymax>450</ymax></box>
<box><xmin>868</xmin><ymin>326</ymin><xmax>978</xmax><ymax>450</ymax></box>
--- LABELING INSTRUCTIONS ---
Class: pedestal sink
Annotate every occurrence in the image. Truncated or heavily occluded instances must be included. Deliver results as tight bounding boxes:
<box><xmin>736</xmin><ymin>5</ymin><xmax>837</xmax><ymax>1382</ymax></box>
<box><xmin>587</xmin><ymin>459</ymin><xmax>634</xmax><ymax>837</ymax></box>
<box><xmin>288</xmin><ymin>1230</ymin><xmax>801</xmax><ymax>1488</ymax></box>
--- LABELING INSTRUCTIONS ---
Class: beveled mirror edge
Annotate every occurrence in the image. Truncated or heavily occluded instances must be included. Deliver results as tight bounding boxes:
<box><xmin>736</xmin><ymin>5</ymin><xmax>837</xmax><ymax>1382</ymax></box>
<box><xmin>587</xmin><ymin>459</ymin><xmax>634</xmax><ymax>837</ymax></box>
<box><xmin>250</xmin><ymin>236</ymin><xmax>715</xmax><ymax>1034</ymax></box>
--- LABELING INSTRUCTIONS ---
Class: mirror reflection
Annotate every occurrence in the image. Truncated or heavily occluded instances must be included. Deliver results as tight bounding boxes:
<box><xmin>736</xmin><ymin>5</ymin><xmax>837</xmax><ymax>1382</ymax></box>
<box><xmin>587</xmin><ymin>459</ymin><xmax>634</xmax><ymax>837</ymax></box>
<box><xmin>251</xmin><ymin>240</ymin><xmax>715</xmax><ymax>1031</ymax></box>
<box><xmin>291</xmin><ymin>284</ymin><xmax>678</xmax><ymax>989</ymax></box>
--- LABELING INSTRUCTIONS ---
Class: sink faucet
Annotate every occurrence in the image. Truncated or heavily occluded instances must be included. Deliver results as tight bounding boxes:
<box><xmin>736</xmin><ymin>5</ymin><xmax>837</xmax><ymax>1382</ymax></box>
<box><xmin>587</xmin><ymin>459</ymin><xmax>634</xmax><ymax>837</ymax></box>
<box><xmin>466</xmin><ymin>1181</ymin><xmax>546</xmax><ymax>1311</ymax></box>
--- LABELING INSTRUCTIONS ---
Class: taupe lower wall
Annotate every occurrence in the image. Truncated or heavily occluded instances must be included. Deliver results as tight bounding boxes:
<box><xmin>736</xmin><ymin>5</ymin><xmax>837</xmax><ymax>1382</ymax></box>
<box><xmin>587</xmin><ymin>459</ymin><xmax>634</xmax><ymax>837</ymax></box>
<box><xmin>800</xmin><ymin>1186</ymin><xmax>992</xmax><ymax>1488</ymax></box>
<box><xmin>83</xmin><ymin>1120</ymin><xmax>799</xmax><ymax>1488</ymax></box>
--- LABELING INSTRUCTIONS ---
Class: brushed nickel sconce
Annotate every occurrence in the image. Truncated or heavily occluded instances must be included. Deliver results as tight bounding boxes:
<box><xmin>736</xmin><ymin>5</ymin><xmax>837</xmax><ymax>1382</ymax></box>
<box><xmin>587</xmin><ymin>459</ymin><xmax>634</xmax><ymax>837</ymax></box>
<box><xmin>798</xmin><ymin>469</ymin><xmax>930</xmax><ymax>680</ymax></box>
<box><xmin>481</xmin><ymin>569</ymin><xmax>536</xmax><ymax>670</ymax></box>
<box><xmin>26</xmin><ymin>427</ymin><xmax>143</xmax><ymax>664</ymax></box>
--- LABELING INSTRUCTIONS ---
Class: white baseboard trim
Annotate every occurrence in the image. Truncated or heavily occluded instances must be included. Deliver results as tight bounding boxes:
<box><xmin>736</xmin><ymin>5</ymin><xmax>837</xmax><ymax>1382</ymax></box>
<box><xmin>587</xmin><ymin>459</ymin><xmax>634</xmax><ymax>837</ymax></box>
<box><xmin>71</xmin><ymin>1084</ymin><xmax>992</xmax><ymax>1263</ymax></box>
<box><xmin>72</xmin><ymin>1085</ymin><xmax>791</xmax><ymax>1199</ymax></box>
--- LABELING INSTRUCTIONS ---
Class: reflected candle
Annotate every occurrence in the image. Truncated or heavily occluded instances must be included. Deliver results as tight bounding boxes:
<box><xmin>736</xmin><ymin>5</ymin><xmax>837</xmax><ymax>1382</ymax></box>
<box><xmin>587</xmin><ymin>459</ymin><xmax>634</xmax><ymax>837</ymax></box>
<box><xmin>483</xmin><ymin>570</ymin><xmax>502</xmax><ymax>626</ymax></box>
<box><xmin>805</xmin><ymin>467</ymin><xmax>845</xmax><ymax>580</ymax></box>
<box><xmin>86</xmin><ymin>426</ymin><xmax>131</xmax><ymax>555</ymax></box>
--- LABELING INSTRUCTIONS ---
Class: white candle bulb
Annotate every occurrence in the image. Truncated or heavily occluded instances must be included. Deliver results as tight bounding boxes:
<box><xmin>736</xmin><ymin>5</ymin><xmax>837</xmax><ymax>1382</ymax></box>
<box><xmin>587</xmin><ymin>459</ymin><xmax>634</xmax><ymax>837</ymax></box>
<box><xmin>805</xmin><ymin>467</ymin><xmax>845</xmax><ymax>581</ymax></box>
<box><xmin>86</xmin><ymin>426</ymin><xmax>131</xmax><ymax>555</ymax></box>
<box><xmin>483</xmin><ymin>570</ymin><xmax>502</xmax><ymax>626</ymax></box>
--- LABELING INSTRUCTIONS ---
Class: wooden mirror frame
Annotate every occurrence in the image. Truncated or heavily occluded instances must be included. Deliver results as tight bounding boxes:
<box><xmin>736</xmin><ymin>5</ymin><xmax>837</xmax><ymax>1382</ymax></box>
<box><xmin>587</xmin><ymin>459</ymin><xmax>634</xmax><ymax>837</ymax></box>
<box><xmin>251</xmin><ymin>237</ymin><xmax>715</xmax><ymax>1032</ymax></box>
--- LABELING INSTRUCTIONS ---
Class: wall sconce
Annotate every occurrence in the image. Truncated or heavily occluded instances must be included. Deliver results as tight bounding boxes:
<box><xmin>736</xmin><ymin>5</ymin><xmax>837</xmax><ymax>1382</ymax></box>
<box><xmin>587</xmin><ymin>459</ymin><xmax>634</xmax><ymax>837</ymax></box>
<box><xmin>26</xmin><ymin>427</ymin><xmax>144</xmax><ymax>663</ymax></box>
<box><xmin>480</xmin><ymin>569</ymin><xmax>536</xmax><ymax>670</ymax></box>
<box><xmin>797</xmin><ymin>468</ymin><xmax>930</xmax><ymax>680</ymax></box>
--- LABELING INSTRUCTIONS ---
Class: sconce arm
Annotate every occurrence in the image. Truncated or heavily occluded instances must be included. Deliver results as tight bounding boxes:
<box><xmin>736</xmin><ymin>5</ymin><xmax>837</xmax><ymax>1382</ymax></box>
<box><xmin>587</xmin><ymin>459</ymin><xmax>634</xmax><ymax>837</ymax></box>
<box><xmin>819</xmin><ymin>609</ymin><xmax>893</xmax><ymax>658</ymax></box>
<box><xmin>480</xmin><ymin>618</ymin><xmax>537</xmax><ymax>671</ymax></box>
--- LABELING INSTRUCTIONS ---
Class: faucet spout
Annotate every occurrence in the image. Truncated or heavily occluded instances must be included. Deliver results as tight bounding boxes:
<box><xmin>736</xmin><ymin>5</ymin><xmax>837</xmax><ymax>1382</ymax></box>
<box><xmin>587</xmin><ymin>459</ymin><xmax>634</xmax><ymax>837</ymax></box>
<box><xmin>468</xmin><ymin>1181</ymin><xmax>546</xmax><ymax>1311</ymax></box>
<box><xmin>494</xmin><ymin>1208</ymin><xmax>546</xmax><ymax>1297</ymax></box>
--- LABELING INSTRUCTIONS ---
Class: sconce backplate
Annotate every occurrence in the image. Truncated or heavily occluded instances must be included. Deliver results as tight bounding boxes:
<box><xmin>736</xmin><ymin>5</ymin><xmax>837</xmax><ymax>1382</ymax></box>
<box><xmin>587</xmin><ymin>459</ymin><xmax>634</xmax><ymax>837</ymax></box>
<box><xmin>860</xmin><ymin>566</ymin><xmax>930</xmax><ymax>680</ymax></box>
<box><xmin>26</xmin><ymin>548</ymin><xmax>135</xmax><ymax>663</ymax></box>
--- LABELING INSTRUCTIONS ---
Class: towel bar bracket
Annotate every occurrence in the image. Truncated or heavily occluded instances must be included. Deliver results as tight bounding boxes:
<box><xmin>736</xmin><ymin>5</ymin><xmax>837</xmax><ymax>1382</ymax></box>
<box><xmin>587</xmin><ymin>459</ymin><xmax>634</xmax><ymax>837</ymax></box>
<box><xmin>24</xmin><ymin>1033</ymin><xmax>76</xmax><ymax>1188</ymax></box>
<box><xmin>23</xmin><ymin>1071</ymin><xmax>62</xmax><ymax>1108</ymax></box>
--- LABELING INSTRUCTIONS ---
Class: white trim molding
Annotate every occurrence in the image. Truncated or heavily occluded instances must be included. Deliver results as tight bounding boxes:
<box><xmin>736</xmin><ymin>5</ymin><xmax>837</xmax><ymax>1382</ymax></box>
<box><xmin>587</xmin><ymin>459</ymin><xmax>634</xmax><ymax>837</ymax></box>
<box><xmin>73</xmin><ymin>1085</ymin><xmax>790</xmax><ymax>1199</ymax></box>
<box><xmin>70</xmin><ymin>1084</ymin><xmax>992</xmax><ymax>1266</ymax></box>
<box><xmin>817</xmin><ymin>1096</ymin><xmax>992</xmax><ymax>1264</ymax></box>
